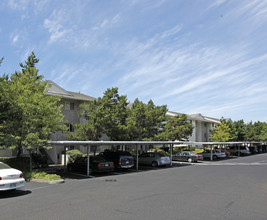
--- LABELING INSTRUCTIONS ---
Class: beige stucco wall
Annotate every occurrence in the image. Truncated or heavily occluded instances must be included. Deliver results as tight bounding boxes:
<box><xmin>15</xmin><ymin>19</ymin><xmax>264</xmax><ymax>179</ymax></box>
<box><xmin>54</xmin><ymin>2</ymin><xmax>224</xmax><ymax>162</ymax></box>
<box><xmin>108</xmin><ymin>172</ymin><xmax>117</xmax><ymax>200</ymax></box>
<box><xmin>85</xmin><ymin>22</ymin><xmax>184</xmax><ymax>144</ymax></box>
<box><xmin>189</xmin><ymin>120</ymin><xmax>216</xmax><ymax>142</ymax></box>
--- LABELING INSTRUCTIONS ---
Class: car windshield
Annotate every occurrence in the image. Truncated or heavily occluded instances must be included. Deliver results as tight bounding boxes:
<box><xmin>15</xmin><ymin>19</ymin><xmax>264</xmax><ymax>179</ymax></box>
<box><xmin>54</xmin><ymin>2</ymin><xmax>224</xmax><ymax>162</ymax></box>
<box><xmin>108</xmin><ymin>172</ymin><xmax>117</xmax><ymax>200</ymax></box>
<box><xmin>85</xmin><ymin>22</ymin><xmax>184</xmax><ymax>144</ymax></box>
<box><xmin>117</xmin><ymin>151</ymin><xmax>131</xmax><ymax>156</ymax></box>
<box><xmin>188</xmin><ymin>152</ymin><xmax>196</xmax><ymax>155</ymax></box>
<box><xmin>0</xmin><ymin>162</ymin><xmax>11</xmax><ymax>169</ymax></box>
<box><xmin>91</xmin><ymin>156</ymin><xmax>106</xmax><ymax>163</ymax></box>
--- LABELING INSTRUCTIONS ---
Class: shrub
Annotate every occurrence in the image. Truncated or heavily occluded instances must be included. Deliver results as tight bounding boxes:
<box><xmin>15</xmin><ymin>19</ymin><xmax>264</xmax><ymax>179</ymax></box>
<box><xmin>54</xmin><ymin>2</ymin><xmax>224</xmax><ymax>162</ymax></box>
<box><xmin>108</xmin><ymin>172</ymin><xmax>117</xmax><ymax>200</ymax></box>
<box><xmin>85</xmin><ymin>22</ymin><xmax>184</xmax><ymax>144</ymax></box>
<box><xmin>149</xmin><ymin>147</ymin><xmax>170</xmax><ymax>156</ymax></box>
<box><xmin>31</xmin><ymin>153</ymin><xmax>48</xmax><ymax>168</ymax></box>
<box><xmin>194</xmin><ymin>149</ymin><xmax>204</xmax><ymax>154</ymax></box>
<box><xmin>66</xmin><ymin>149</ymin><xmax>83</xmax><ymax>162</ymax></box>
<box><xmin>0</xmin><ymin>154</ymin><xmax>48</xmax><ymax>170</ymax></box>
<box><xmin>31</xmin><ymin>172</ymin><xmax>61</xmax><ymax>181</ymax></box>
<box><xmin>0</xmin><ymin>157</ymin><xmax>29</xmax><ymax>170</ymax></box>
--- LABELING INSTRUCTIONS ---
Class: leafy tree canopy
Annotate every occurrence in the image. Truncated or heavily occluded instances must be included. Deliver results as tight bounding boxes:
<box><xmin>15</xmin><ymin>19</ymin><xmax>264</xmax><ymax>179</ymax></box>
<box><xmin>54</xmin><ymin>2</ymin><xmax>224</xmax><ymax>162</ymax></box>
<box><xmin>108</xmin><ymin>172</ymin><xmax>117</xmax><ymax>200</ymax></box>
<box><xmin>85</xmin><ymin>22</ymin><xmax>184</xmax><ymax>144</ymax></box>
<box><xmin>126</xmin><ymin>99</ymin><xmax>167</xmax><ymax>141</ymax></box>
<box><xmin>157</xmin><ymin>114</ymin><xmax>194</xmax><ymax>141</ymax></box>
<box><xmin>210</xmin><ymin>119</ymin><xmax>231</xmax><ymax>142</ymax></box>
<box><xmin>0</xmin><ymin>52</ymin><xmax>66</xmax><ymax>157</ymax></box>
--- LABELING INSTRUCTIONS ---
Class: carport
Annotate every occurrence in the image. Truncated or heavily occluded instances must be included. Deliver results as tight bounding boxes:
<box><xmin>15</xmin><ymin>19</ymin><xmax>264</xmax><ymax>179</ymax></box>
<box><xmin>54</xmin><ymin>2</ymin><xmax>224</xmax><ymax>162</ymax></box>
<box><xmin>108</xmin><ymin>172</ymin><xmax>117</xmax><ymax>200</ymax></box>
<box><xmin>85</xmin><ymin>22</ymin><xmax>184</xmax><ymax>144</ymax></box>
<box><xmin>49</xmin><ymin>140</ymin><xmax>183</xmax><ymax>177</ymax></box>
<box><xmin>187</xmin><ymin>142</ymin><xmax>244</xmax><ymax>160</ymax></box>
<box><xmin>49</xmin><ymin>141</ymin><xmax>266</xmax><ymax>177</ymax></box>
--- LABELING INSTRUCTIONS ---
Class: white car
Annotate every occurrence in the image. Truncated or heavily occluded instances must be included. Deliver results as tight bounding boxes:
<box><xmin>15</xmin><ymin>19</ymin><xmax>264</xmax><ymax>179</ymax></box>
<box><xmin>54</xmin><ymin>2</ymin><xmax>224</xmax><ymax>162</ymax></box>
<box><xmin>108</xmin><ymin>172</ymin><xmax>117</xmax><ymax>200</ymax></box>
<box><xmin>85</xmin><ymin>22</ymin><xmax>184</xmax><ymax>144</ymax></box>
<box><xmin>0</xmin><ymin>162</ymin><xmax>25</xmax><ymax>191</ymax></box>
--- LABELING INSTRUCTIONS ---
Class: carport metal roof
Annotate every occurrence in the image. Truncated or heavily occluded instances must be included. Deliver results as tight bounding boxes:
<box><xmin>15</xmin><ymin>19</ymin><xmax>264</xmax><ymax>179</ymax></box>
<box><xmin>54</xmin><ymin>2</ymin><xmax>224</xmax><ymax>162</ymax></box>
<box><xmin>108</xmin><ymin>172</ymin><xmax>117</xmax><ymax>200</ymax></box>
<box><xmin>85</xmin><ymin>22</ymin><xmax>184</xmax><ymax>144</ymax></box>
<box><xmin>49</xmin><ymin>140</ymin><xmax>247</xmax><ymax>145</ymax></box>
<box><xmin>48</xmin><ymin>141</ymin><xmax>266</xmax><ymax>177</ymax></box>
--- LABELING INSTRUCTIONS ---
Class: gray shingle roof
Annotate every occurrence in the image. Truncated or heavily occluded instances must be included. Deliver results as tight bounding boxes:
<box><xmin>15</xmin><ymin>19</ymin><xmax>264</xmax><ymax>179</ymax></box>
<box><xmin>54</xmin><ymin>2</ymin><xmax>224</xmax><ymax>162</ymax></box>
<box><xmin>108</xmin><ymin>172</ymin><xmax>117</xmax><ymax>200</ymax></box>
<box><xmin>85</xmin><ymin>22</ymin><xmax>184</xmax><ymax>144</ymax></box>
<box><xmin>46</xmin><ymin>81</ymin><xmax>95</xmax><ymax>102</ymax></box>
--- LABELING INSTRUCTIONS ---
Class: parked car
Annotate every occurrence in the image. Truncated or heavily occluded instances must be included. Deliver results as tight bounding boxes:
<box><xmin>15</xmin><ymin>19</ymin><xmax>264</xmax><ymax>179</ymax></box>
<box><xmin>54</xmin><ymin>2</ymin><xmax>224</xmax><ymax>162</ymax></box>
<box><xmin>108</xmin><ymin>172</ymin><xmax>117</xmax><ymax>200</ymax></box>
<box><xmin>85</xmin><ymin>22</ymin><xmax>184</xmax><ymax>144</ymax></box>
<box><xmin>67</xmin><ymin>156</ymin><xmax>114</xmax><ymax>174</ymax></box>
<box><xmin>226</xmin><ymin>146</ymin><xmax>251</xmax><ymax>156</ymax></box>
<box><xmin>138</xmin><ymin>152</ymin><xmax>171</xmax><ymax>167</ymax></box>
<box><xmin>98</xmin><ymin>151</ymin><xmax>135</xmax><ymax>169</ymax></box>
<box><xmin>0</xmin><ymin>162</ymin><xmax>25</xmax><ymax>191</ymax></box>
<box><xmin>201</xmin><ymin>150</ymin><xmax>226</xmax><ymax>160</ymax></box>
<box><xmin>172</xmin><ymin>151</ymin><xmax>203</xmax><ymax>163</ymax></box>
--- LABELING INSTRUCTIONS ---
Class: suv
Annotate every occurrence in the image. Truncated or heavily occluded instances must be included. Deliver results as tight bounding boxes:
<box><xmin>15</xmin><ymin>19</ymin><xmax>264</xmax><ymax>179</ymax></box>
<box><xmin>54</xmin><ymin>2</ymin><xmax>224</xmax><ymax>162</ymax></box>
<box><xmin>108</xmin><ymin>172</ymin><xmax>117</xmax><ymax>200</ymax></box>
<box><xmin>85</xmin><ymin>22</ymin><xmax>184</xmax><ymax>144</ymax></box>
<box><xmin>202</xmin><ymin>150</ymin><xmax>226</xmax><ymax>160</ymax></box>
<box><xmin>98</xmin><ymin>151</ymin><xmax>135</xmax><ymax>169</ymax></box>
<box><xmin>226</xmin><ymin>146</ymin><xmax>251</xmax><ymax>156</ymax></box>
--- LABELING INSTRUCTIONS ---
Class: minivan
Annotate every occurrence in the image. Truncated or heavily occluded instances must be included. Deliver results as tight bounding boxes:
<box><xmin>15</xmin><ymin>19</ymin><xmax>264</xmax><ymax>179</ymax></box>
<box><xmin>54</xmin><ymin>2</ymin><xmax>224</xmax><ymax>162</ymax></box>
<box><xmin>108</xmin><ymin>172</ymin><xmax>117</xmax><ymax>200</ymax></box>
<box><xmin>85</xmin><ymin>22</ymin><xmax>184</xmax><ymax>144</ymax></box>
<box><xmin>98</xmin><ymin>151</ymin><xmax>135</xmax><ymax>169</ymax></box>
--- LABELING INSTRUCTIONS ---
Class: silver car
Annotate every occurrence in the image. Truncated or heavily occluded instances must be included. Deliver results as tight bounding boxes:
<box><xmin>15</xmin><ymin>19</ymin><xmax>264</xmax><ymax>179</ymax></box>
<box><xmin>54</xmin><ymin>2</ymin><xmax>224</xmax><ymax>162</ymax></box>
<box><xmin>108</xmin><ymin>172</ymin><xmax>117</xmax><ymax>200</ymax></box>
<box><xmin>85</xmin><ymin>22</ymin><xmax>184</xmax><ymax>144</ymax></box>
<box><xmin>201</xmin><ymin>150</ymin><xmax>226</xmax><ymax>160</ymax></box>
<box><xmin>172</xmin><ymin>151</ymin><xmax>203</xmax><ymax>163</ymax></box>
<box><xmin>138</xmin><ymin>152</ymin><xmax>171</xmax><ymax>167</ymax></box>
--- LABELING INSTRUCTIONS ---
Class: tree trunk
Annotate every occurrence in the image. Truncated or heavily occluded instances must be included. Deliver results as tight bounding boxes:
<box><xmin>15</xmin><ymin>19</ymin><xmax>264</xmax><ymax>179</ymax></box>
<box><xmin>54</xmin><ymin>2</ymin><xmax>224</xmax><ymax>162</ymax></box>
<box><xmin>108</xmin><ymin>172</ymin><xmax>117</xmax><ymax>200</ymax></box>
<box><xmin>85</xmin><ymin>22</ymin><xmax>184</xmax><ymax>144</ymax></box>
<box><xmin>29</xmin><ymin>153</ymin><xmax>33</xmax><ymax>172</ymax></box>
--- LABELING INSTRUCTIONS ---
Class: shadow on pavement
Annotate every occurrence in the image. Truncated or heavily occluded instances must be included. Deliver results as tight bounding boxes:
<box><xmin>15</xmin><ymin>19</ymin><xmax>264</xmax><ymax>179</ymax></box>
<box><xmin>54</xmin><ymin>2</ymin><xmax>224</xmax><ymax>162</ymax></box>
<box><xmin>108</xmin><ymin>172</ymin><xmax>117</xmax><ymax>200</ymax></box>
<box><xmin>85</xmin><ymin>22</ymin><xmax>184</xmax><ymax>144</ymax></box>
<box><xmin>0</xmin><ymin>189</ymin><xmax>31</xmax><ymax>199</ymax></box>
<box><xmin>60</xmin><ymin>163</ymin><xmax>193</xmax><ymax>180</ymax></box>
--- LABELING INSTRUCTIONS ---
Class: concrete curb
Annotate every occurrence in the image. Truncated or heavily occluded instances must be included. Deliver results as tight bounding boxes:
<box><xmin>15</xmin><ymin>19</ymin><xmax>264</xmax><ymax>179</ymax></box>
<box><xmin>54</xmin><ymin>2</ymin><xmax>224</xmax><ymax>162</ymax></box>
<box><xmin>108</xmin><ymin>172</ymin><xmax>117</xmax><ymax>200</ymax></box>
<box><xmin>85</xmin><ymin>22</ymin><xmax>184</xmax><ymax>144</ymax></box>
<box><xmin>30</xmin><ymin>178</ymin><xmax>65</xmax><ymax>184</ymax></box>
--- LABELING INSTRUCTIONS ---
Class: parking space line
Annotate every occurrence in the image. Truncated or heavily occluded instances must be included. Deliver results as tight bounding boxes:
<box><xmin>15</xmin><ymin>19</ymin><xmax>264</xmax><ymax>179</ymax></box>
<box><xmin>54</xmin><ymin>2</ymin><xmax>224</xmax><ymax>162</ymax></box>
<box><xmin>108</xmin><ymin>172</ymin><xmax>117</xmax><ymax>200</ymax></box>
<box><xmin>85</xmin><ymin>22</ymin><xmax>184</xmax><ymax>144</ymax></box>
<box><xmin>196</xmin><ymin>162</ymin><xmax>267</xmax><ymax>166</ymax></box>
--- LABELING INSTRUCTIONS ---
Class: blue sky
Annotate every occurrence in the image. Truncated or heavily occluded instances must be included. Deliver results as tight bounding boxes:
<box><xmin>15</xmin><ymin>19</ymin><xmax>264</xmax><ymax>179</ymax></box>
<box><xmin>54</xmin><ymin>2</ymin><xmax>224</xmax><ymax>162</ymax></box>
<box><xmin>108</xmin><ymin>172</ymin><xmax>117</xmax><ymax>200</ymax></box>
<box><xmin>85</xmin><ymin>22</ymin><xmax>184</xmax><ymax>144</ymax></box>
<box><xmin>1</xmin><ymin>0</ymin><xmax>267</xmax><ymax>123</ymax></box>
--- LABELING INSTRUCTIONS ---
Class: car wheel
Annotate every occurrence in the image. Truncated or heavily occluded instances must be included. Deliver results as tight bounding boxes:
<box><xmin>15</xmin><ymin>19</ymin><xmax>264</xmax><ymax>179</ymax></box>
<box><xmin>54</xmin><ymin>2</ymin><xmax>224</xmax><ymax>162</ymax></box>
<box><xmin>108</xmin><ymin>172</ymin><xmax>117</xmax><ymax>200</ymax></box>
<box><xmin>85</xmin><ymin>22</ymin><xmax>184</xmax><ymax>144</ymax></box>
<box><xmin>188</xmin><ymin>158</ymin><xmax>193</xmax><ymax>163</ymax></box>
<box><xmin>151</xmin><ymin>161</ymin><xmax>158</xmax><ymax>167</ymax></box>
<box><xmin>213</xmin><ymin>155</ymin><xmax>218</xmax><ymax>160</ymax></box>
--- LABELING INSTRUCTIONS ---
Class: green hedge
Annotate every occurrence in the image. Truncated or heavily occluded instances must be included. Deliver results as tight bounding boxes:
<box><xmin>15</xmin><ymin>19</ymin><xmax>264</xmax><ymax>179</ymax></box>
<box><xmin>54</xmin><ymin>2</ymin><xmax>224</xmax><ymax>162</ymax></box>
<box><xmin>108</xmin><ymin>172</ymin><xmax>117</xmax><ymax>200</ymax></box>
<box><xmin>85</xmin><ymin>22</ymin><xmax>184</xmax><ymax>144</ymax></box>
<box><xmin>0</xmin><ymin>157</ymin><xmax>30</xmax><ymax>171</ymax></box>
<box><xmin>66</xmin><ymin>149</ymin><xmax>83</xmax><ymax>162</ymax></box>
<box><xmin>0</xmin><ymin>154</ymin><xmax>48</xmax><ymax>171</ymax></box>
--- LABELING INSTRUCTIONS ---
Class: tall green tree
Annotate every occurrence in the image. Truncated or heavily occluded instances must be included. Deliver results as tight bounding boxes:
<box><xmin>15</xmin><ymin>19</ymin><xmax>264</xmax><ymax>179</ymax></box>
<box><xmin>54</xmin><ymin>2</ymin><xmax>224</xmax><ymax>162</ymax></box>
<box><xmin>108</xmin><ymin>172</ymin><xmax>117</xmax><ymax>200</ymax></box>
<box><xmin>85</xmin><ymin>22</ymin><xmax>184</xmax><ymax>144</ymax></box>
<box><xmin>231</xmin><ymin>120</ymin><xmax>246</xmax><ymax>141</ymax></box>
<box><xmin>245</xmin><ymin>122</ymin><xmax>256</xmax><ymax>141</ymax></box>
<box><xmin>67</xmin><ymin>87</ymin><xmax>129</xmax><ymax>142</ymax></box>
<box><xmin>0</xmin><ymin>76</ymin><xmax>11</xmax><ymax>146</ymax></box>
<box><xmin>67</xmin><ymin>98</ymin><xmax>104</xmax><ymax>141</ymax></box>
<box><xmin>245</xmin><ymin>121</ymin><xmax>266</xmax><ymax>141</ymax></box>
<box><xmin>1</xmin><ymin>52</ymin><xmax>66</xmax><ymax>169</ymax></box>
<box><xmin>210</xmin><ymin>119</ymin><xmax>231</xmax><ymax>142</ymax></box>
<box><xmin>259</xmin><ymin>122</ymin><xmax>267</xmax><ymax>141</ymax></box>
<box><xmin>253</xmin><ymin>121</ymin><xmax>264</xmax><ymax>141</ymax></box>
<box><xmin>101</xmin><ymin>88</ymin><xmax>129</xmax><ymax>141</ymax></box>
<box><xmin>157</xmin><ymin>114</ymin><xmax>194</xmax><ymax>141</ymax></box>
<box><xmin>126</xmin><ymin>99</ymin><xmax>167</xmax><ymax>140</ymax></box>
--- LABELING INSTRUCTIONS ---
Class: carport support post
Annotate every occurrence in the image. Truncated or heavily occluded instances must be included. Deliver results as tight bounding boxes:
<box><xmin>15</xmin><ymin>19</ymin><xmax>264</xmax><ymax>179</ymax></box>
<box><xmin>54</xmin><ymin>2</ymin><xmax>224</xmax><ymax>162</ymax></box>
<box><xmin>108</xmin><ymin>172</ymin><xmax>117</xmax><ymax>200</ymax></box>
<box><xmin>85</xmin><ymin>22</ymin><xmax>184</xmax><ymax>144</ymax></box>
<box><xmin>136</xmin><ymin>144</ymin><xmax>139</xmax><ymax>171</ymax></box>
<box><xmin>64</xmin><ymin>146</ymin><xmax>67</xmax><ymax>171</ymax></box>
<box><xmin>210</xmin><ymin>145</ymin><xmax>213</xmax><ymax>161</ymax></box>
<box><xmin>170</xmin><ymin>144</ymin><xmax>173</xmax><ymax>167</ymax></box>
<box><xmin>86</xmin><ymin>145</ymin><xmax>91</xmax><ymax>177</ymax></box>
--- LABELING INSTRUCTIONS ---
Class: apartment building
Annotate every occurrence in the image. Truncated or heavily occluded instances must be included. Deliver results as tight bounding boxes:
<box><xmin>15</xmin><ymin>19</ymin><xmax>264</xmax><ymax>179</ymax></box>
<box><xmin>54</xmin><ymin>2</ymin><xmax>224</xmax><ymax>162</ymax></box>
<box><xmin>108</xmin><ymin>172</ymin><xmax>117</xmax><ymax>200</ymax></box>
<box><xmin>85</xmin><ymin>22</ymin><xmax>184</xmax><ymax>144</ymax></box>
<box><xmin>166</xmin><ymin>111</ymin><xmax>220</xmax><ymax>142</ymax></box>
<box><xmin>0</xmin><ymin>81</ymin><xmax>221</xmax><ymax>163</ymax></box>
<box><xmin>45</xmin><ymin>81</ymin><xmax>96</xmax><ymax>164</ymax></box>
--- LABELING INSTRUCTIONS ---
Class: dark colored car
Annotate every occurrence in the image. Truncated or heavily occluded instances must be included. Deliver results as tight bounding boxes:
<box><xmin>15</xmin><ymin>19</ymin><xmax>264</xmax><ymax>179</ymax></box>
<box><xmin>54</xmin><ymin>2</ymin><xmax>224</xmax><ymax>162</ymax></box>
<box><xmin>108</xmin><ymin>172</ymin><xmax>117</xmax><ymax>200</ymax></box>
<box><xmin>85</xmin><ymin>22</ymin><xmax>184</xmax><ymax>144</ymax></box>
<box><xmin>67</xmin><ymin>156</ymin><xmax>114</xmax><ymax>174</ymax></box>
<box><xmin>172</xmin><ymin>151</ymin><xmax>203</xmax><ymax>163</ymax></box>
<box><xmin>98</xmin><ymin>151</ymin><xmax>135</xmax><ymax>169</ymax></box>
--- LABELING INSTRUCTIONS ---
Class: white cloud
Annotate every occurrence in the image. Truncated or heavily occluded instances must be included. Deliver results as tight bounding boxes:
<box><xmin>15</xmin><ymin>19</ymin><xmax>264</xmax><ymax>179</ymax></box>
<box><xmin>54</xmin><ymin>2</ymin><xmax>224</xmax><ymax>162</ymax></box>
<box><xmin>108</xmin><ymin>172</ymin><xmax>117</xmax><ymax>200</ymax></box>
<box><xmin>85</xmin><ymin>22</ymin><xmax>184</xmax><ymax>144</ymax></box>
<box><xmin>208</xmin><ymin>0</ymin><xmax>227</xmax><ymax>9</ymax></box>
<box><xmin>43</xmin><ymin>10</ymin><xmax>72</xmax><ymax>43</ymax></box>
<box><xmin>8</xmin><ymin>0</ymin><xmax>29</xmax><ymax>10</ymax></box>
<box><xmin>92</xmin><ymin>14</ymin><xmax>120</xmax><ymax>30</ymax></box>
<box><xmin>10</xmin><ymin>33</ymin><xmax>19</xmax><ymax>44</ymax></box>
<box><xmin>224</xmin><ymin>0</ymin><xmax>267</xmax><ymax>30</ymax></box>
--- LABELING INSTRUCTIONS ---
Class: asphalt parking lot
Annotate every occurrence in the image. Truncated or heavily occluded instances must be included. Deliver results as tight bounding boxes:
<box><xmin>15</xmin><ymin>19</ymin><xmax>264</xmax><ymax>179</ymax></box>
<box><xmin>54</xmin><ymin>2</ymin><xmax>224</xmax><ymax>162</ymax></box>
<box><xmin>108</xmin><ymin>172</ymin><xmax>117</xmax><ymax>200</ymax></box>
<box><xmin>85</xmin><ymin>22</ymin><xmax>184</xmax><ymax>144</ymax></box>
<box><xmin>1</xmin><ymin>153</ymin><xmax>267</xmax><ymax>220</ymax></box>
